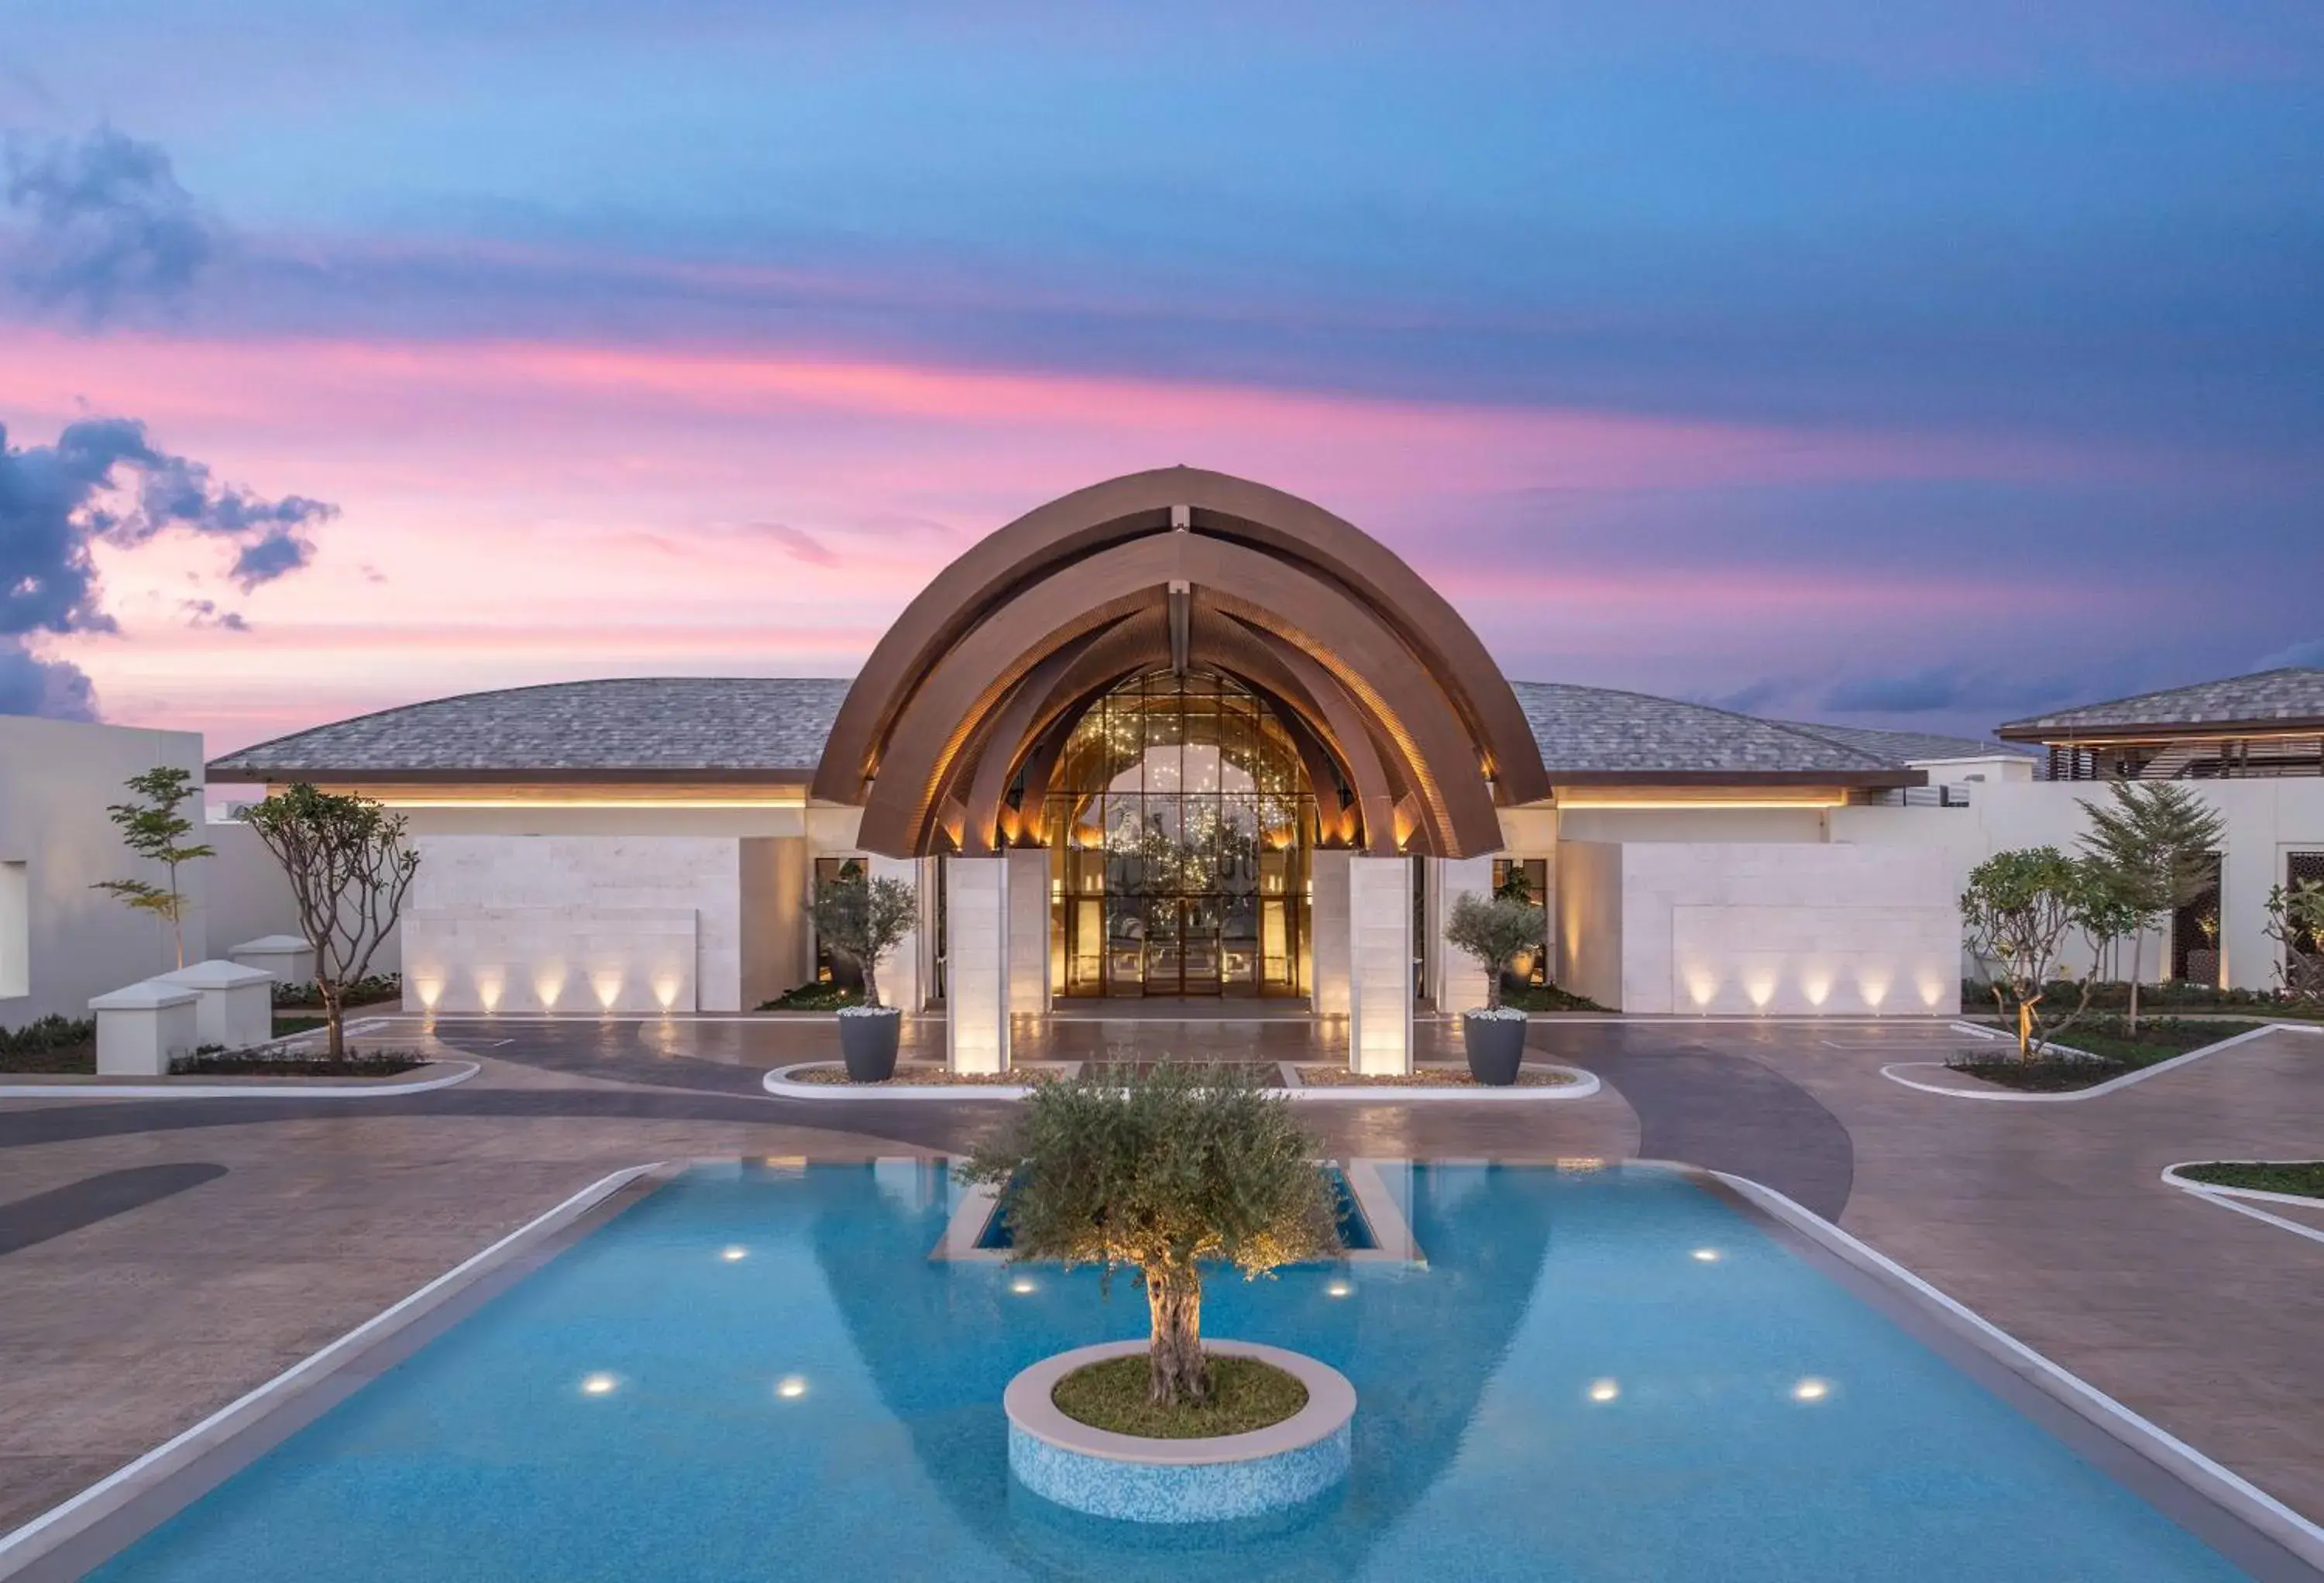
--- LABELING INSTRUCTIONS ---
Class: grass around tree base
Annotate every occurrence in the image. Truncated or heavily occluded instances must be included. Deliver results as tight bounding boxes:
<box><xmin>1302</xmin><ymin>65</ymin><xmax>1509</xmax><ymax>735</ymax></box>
<box><xmin>2174</xmin><ymin>1161</ymin><xmax>2324</xmax><ymax>1199</ymax></box>
<box><xmin>1950</xmin><ymin>1017</ymin><xmax>2270</xmax><ymax>1092</ymax></box>
<box><xmin>1050</xmin><ymin>1354</ymin><xmax>1308</xmax><ymax>1439</ymax></box>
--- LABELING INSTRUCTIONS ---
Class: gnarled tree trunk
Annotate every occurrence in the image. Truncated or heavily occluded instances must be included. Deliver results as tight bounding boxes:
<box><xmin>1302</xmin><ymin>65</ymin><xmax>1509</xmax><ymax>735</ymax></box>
<box><xmin>1145</xmin><ymin>1261</ymin><xmax>1210</xmax><ymax>1407</ymax></box>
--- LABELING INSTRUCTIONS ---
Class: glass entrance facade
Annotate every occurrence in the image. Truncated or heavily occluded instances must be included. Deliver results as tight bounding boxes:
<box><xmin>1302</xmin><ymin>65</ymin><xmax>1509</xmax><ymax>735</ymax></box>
<box><xmin>1044</xmin><ymin>668</ymin><xmax>1319</xmax><ymax>997</ymax></box>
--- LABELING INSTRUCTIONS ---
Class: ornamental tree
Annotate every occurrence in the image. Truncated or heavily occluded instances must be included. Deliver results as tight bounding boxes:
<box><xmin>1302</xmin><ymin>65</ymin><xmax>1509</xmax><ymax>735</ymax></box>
<box><xmin>807</xmin><ymin>869</ymin><xmax>917</xmax><ymax>1009</ymax></box>
<box><xmin>1960</xmin><ymin>847</ymin><xmax>2135</xmax><ymax>1057</ymax></box>
<box><xmin>2265</xmin><ymin>880</ymin><xmax>2324</xmax><ymax>1001</ymax></box>
<box><xmin>242</xmin><ymin>784</ymin><xmax>418</xmax><ymax>1058</ymax></box>
<box><xmin>1443</xmin><ymin>891</ymin><xmax>1545</xmax><ymax>1011</ymax></box>
<box><xmin>92</xmin><ymin>766</ymin><xmax>214</xmax><ymax>970</ymax></box>
<box><xmin>2076</xmin><ymin>781</ymin><xmax>2226</xmax><ymax>1030</ymax></box>
<box><xmin>962</xmin><ymin>1063</ymin><xmax>1335</xmax><ymax>1409</ymax></box>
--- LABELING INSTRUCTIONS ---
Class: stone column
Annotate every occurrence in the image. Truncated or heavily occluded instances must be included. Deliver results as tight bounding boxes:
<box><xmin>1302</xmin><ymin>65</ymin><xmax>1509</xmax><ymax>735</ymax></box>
<box><xmin>868</xmin><ymin>854</ymin><xmax>923</xmax><ymax>1012</ymax></box>
<box><xmin>1348</xmin><ymin>855</ymin><xmax>1413</xmax><ymax>1076</ymax></box>
<box><xmin>1006</xmin><ymin>848</ymin><xmax>1051</xmax><ymax>1016</ymax></box>
<box><xmin>946</xmin><ymin>855</ymin><xmax>1011</xmax><ymax>1074</ymax></box>
<box><xmin>1432</xmin><ymin>856</ymin><xmax>1495</xmax><ymax>1013</ymax></box>
<box><xmin>1309</xmin><ymin>849</ymin><xmax>1351</xmax><ymax>1016</ymax></box>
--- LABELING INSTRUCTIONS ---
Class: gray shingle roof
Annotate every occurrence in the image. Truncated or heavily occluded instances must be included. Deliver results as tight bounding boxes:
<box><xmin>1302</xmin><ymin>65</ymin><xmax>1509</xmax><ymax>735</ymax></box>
<box><xmin>208</xmin><ymin>678</ymin><xmax>852</xmax><ymax>779</ymax></box>
<box><xmin>1997</xmin><ymin>668</ymin><xmax>2324</xmax><ymax>738</ymax></box>
<box><xmin>210</xmin><ymin>674</ymin><xmax>1930</xmax><ymax>788</ymax></box>
<box><xmin>1771</xmin><ymin>720</ymin><xmax>2034</xmax><ymax>764</ymax></box>
<box><xmin>1506</xmin><ymin>682</ymin><xmax>1910</xmax><ymax>781</ymax></box>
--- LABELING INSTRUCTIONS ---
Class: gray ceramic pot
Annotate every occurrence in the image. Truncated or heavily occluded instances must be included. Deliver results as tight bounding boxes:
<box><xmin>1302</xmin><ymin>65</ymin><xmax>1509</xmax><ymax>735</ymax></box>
<box><xmin>1460</xmin><ymin>1012</ymin><xmax>1527</xmax><ymax>1086</ymax></box>
<box><xmin>837</xmin><ymin>1008</ymin><xmax>903</xmax><ymax>1082</ymax></box>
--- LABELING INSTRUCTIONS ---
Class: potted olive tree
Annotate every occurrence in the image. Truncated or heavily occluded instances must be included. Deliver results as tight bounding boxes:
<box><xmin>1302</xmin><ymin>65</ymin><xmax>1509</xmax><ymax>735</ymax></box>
<box><xmin>1443</xmin><ymin>891</ymin><xmax>1545</xmax><ymax>1084</ymax></box>
<box><xmin>809</xmin><ymin>867</ymin><xmax>920</xmax><ymax>1080</ymax></box>
<box><xmin>964</xmin><ymin>1063</ymin><xmax>1335</xmax><ymax>1411</ymax></box>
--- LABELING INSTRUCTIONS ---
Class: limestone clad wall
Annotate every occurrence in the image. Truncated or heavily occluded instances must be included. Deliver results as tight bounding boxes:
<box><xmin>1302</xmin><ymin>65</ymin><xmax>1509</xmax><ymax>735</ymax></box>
<box><xmin>401</xmin><ymin>834</ymin><xmax>752</xmax><ymax>1013</ymax></box>
<box><xmin>1559</xmin><ymin>840</ymin><xmax>1958</xmax><ymax>1016</ymax></box>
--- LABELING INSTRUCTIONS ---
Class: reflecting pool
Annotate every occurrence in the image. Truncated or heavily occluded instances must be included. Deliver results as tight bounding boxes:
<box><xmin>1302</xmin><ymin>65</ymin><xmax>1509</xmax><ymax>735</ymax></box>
<box><xmin>84</xmin><ymin>1162</ymin><xmax>2268</xmax><ymax>1581</ymax></box>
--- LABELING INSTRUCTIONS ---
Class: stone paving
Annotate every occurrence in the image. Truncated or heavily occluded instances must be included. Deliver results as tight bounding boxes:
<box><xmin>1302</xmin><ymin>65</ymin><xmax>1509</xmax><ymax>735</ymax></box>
<box><xmin>0</xmin><ymin>1010</ymin><xmax>2317</xmax><ymax>1541</ymax></box>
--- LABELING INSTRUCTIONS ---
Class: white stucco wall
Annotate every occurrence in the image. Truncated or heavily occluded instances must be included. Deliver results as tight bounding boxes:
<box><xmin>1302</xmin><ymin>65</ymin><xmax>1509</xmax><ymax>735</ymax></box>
<box><xmin>1348</xmin><ymin>856</ymin><xmax>1413</xmax><ymax>1073</ymax></box>
<box><xmin>1555</xmin><ymin>840</ymin><xmax>1626</xmax><ymax>1011</ymax></box>
<box><xmin>401</xmin><ymin>834</ymin><xmax>752</xmax><ymax>1013</ymax></box>
<box><xmin>947</xmin><ymin>855</ymin><xmax>1009</xmax><ymax>1073</ymax></box>
<box><xmin>1006</xmin><ymin>848</ymin><xmax>1050</xmax><ymax>1011</ymax></box>
<box><xmin>1559</xmin><ymin>840</ymin><xmax>1959</xmax><ymax>1015</ymax></box>
<box><xmin>0</xmin><ymin>716</ymin><xmax>211</xmax><ymax>1028</ymax></box>
<box><xmin>1831</xmin><ymin>779</ymin><xmax>2324</xmax><ymax>991</ymax></box>
<box><xmin>1428</xmin><ymin>855</ymin><xmax>1494</xmax><ymax>1013</ymax></box>
<box><xmin>1309</xmin><ymin>850</ymin><xmax>1351</xmax><ymax>1016</ymax></box>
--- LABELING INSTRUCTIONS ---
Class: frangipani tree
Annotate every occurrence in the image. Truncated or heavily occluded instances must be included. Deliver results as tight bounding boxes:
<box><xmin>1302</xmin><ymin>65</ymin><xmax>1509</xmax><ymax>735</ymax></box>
<box><xmin>1960</xmin><ymin>846</ymin><xmax>2137</xmax><ymax>1058</ymax></box>
<box><xmin>243</xmin><ymin>784</ymin><xmax>418</xmax><ymax>1058</ymax></box>
<box><xmin>963</xmin><ymin>1063</ymin><xmax>1336</xmax><ymax>1407</ymax></box>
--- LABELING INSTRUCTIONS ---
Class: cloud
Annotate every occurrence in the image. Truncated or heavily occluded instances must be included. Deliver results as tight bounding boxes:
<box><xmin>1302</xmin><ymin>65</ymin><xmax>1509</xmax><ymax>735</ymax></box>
<box><xmin>2255</xmin><ymin>637</ymin><xmax>2324</xmax><ymax>670</ymax></box>
<box><xmin>0</xmin><ymin>414</ymin><xmax>335</xmax><ymax>719</ymax></box>
<box><xmin>744</xmin><ymin>521</ymin><xmax>841</xmax><ymax>567</ymax></box>
<box><xmin>182</xmin><ymin>598</ymin><xmax>250</xmax><ymax>631</ymax></box>
<box><xmin>1700</xmin><ymin>676</ymin><xmax>1800</xmax><ymax>715</ymax></box>
<box><xmin>0</xmin><ymin>642</ymin><xmax>96</xmax><ymax>720</ymax></box>
<box><xmin>2</xmin><ymin>125</ymin><xmax>220</xmax><ymax>323</ymax></box>
<box><xmin>1821</xmin><ymin>666</ymin><xmax>2078</xmax><ymax>716</ymax></box>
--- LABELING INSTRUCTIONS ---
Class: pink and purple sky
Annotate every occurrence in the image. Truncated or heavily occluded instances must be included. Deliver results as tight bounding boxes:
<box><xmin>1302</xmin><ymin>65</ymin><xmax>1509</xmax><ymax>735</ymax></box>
<box><xmin>3</xmin><ymin>2</ymin><xmax>2319</xmax><ymax>756</ymax></box>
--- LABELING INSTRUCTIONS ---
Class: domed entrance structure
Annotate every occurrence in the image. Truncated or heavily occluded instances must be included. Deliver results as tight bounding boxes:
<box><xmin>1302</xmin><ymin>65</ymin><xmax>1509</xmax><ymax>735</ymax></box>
<box><xmin>811</xmin><ymin>466</ymin><xmax>1549</xmax><ymax>1070</ymax></box>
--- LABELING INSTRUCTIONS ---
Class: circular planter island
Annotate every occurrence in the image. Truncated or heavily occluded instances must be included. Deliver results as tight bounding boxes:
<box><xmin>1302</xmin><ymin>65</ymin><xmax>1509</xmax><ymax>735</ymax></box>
<box><xmin>1004</xmin><ymin>1340</ymin><xmax>1356</xmax><ymax>1523</ymax></box>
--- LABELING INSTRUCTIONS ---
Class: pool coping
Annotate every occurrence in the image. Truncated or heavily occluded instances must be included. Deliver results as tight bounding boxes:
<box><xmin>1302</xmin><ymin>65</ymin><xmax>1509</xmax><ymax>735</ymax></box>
<box><xmin>1715</xmin><ymin>1168</ymin><xmax>2324</xmax><ymax>1576</ymax></box>
<box><xmin>0</xmin><ymin>1161</ymin><xmax>670</xmax><ymax>1581</ymax></box>
<box><xmin>7</xmin><ymin>1155</ymin><xmax>2319</xmax><ymax>1581</ymax></box>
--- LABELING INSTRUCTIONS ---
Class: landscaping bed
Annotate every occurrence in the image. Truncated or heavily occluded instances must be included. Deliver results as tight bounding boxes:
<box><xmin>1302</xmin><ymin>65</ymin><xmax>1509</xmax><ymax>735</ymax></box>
<box><xmin>170</xmin><ymin>1050</ymin><xmax>431</xmax><ymax>1077</ymax></box>
<box><xmin>1050</xmin><ymin>1354</ymin><xmax>1307</xmax><ymax>1439</ymax></box>
<box><xmin>1950</xmin><ymin>1017</ymin><xmax>2267</xmax><ymax>1090</ymax></box>
<box><xmin>273</xmin><ymin>974</ymin><xmax>401</xmax><ymax>1011</ymax></box>
<box><xmin>1501</xmin><ymin>984</ymin><xmax>1607</xmax><ymax>1013</ymax></box>
<box><xmin>784</xmin><ymin>1062</ymin><xmax>1057</xmax><ymax>1087</ymax></box>
<box><xmin>0</xmin><ymin>1016</ymin><xmax>97</xmax><ymax>1074</ymax></box>
<box><xmin>2174</xmin><ymin>1162</ymin><xmax>2324</xmax><ymax>1199</ymax></box>
<box><xmin>758</xmin><ymin>982</ymin><xmax>866</xmax><ymax>1011</ymax></box>
<box><xmin>1294</xmin><ymin>1063</ymin><xmax>1579</xmax><ymax>1088</ymax></box>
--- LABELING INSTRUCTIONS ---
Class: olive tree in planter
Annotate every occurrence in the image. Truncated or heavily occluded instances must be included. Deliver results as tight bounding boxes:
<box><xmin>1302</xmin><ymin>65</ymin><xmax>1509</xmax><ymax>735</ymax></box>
<box><xmin>963</xmin><ymin>1063</ymin><xmax>1336</xmax><ymax>1408</ymax></box>
<box><xmin>809</xmin><ymin>868</ymin><xmax>919</xmax><ymax>1080</ymax></box>
<box><xmin>1443</xmin><ymin>891</ymin><xmax>1545</xmax><ymax>1084</ymax></box>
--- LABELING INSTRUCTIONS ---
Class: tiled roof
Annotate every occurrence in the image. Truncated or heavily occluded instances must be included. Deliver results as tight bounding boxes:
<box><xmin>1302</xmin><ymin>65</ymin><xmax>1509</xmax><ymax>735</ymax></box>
<box><xmin>211</xmin><ymin>675</ymin><xmax>1932</xmax><ymax>788</ymax></box>
<box><xmin>1772</xmin><ymin>720</ymin><xmax>2034</xmax><ymax>764</ymax></box>
<box><xmin>1997</xmin><ymin>668</ymin><xmax>2324</xmax><ymax>738</ymax></box>
<box><xmin>1505</xmin><ymin>682</ymin><xmax>1908</xmax><ymax>780</ymax></box>
<box><xmin>208</xmin><ymin>678</ymin><xmax>852</xmax><ymax>779</ymax></box>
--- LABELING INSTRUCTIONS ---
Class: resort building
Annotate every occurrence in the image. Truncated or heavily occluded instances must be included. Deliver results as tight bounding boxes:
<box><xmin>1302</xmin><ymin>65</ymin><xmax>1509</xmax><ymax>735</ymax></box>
<box><xmin>193</xmin><ymin>469</ymin><xmax>2324</xmax><ymax>1068</ymax></box>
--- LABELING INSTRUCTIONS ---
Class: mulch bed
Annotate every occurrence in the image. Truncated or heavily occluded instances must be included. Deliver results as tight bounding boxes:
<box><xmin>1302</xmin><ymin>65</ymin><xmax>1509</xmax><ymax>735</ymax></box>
<box><xmin>1050</xmin><ymin>1355</ymin><xmax>1308</xmax><ymax>1439</ymax></box>
<box><xmin>170</xmin><ymin>1052</ymin><xmax>431</xmax><ymax>1078</ymax></box>
<box><xmin>1293</xmin><ymin>1063</ymin><xmax>1579</xmax><ymax>1088</ymax></box>
<box><xmin>785</xmin><ymin>1063</ymin><xmax>1061</xmax><ymax>1087</ymax></box>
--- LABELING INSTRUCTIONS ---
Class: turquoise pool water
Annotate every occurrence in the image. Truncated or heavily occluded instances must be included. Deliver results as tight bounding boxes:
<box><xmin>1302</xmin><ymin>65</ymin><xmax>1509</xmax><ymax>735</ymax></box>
<box><xmin>85</xmin><ymin>1162</ymin><xmax>2262</xmax><ymax>1581</ymax></box>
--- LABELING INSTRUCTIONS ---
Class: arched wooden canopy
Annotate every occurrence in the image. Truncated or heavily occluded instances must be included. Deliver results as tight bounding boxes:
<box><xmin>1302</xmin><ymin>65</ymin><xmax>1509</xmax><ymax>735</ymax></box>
<box><xmin>812</xmin><ymin>467</ymin><xmax>1547</xmax><ymax>858</ymax></box>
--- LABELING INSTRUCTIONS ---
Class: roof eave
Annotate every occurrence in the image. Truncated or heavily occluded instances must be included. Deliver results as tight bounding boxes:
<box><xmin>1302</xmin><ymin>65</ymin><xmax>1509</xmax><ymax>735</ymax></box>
<box><xmin>1543</xmin><ymin>767</ymin><xmax>1923</xmax><ymax>789</ymax></box>
<box><xmin>203</xmin><ymin>763</ymin><xmax>820</xmax><ymax>786</ymax></box>
<box><xmin>1996</xmin><ymin>716</ymin><xmax>2324</xmax><ymax>744</ymax></box>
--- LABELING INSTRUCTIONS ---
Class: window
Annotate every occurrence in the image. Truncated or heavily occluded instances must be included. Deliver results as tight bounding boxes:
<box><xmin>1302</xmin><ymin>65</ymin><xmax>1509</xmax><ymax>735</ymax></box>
<box><xmin>0</xmin><ymin>860</ymin><xmax>26</xmax><ymax>1001</ymax></box>
<box><xmin>811</xmin><ymin>857</ymin><xmax>866</xmax><ymax>988</ymax></box>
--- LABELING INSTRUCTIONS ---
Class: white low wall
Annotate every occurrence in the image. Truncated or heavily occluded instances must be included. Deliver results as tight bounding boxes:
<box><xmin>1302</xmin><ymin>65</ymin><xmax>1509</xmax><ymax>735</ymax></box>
<box><xmin>1559</xmin><ymin>840</ymin><xmax>1961</xmax><ymax>1016</ymax></box>
<box><xmin>401</xmin><ymin>834</ymin><xmax>749</xmax><ymax>1013</ymax></box>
